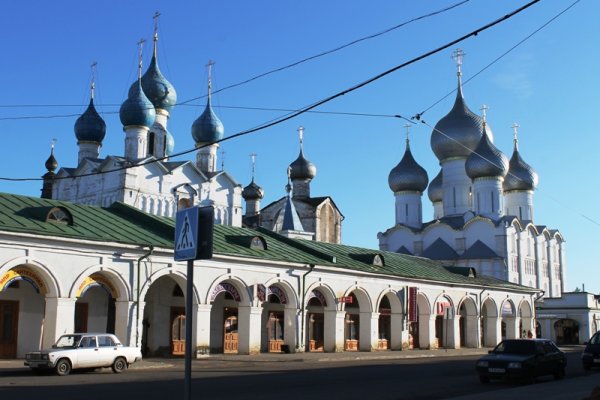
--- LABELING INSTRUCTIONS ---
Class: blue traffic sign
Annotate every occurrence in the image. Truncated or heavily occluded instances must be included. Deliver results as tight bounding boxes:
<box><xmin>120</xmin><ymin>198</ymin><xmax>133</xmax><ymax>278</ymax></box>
<box><xmin>174</xmin><ymin>207</ymin><xmax>199</xmax><ymax>261</ymax></box>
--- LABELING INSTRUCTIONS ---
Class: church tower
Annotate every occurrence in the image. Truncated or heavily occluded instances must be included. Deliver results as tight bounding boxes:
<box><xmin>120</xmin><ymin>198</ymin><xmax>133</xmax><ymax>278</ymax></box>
<box><xmin>465</xmin><ymin>106</ymin><xmax>508</xmax><ymax>218</ymax></box>
<box><xmin>242</xmin><ymin>153</ymin><xmax>264</xmax><ymax>217</ymax></box>
<box><xmin>120</xmin><ymin>40</ymin><xmax>156</xmax><ymax>161</ymax></box>
<box><xmin>142</xmin><ymin>12</ymin><xmax>177</xmax><ymax>160</ymax></box>
<box><xmin>192</xmin><ymin>61</ymin><xmax>224</xmax><ymax>175</ymax></box>
<box><xmin>288</xmin><ymin>126</ymin><xmax>316</xmax><ymax>199</ymax></box>
<box><xmin>387</xmin><ymin>125</ymin><xmax>428</xmax><ymax>228</ymax></box>
<box><xmin>430</xmin><ymin>49</ymin><xmax>489</xmax><ymax>217</ymax></box>
<box><xmin>74</xmin><ymin>63</ymin><xmax>106</xmax><ymax>164</ymax></box>
<box><xmin>503</xmin><ymin>123</ymin><xmax>538</xmax><ymax>221</ymax></box>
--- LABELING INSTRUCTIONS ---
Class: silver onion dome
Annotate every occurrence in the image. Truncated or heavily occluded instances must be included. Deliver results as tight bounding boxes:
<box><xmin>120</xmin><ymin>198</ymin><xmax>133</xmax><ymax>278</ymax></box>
<box><xmin>388</xmin><ymin>140</ymin><xmax>428</xmax><ymax>193</ymax></box>
<box><xmin>428</xmin><ymin>169</ymin><xmax>443</xmax><ymax>202</ymax></box>
<box><xmin>503</xmin><ymin>146</ymin><xmax>538</xmax><ymax>191</ymax></box>
<box><xmin>465</xmin><ymin>131</ymin><xmax>508</xmax><ymax>179</ymax></box>
<box><xmin>242</xmin><ymin>180</ymin><xmax>265</xmax><ymax>200</ymax></box>
<box><xmin>431</xmin><ymin>81</ymin><xmax>493</xmax><ymax>162</ymax></box>
<box><xmin>289</xmin><ymin>149</ymin><xmax>316</xmax><ymax>180</ymax></box>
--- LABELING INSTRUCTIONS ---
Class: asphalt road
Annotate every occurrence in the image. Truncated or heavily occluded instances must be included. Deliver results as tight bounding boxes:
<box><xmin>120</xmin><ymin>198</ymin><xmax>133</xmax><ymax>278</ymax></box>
<box><xmin>0</xmin><ymin>351</ymin><xmax>596</xmax><ymax>400</ymax></box>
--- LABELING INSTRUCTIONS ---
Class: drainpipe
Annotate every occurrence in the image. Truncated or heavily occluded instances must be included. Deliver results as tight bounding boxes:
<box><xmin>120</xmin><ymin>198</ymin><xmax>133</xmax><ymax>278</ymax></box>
<box><xmin>298</xmin><ymin>264</ymin><xmax>315</xmax><ymax>351</ymax></box>
<box><xmin>136</xmin><ymin>245</ymin><xmax>154</xmax><ymax>347</ymax></box>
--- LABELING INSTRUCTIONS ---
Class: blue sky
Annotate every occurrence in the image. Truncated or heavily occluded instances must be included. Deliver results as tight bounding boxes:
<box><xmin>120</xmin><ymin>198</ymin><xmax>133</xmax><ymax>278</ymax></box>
<box><xmin>0</xmin><ymin>1</ymin><xmax>597</xmax><ymax>293</ymax></box>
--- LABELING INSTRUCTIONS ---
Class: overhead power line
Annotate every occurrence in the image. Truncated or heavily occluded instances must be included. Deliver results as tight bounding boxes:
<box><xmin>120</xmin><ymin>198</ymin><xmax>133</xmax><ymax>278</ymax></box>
<box><xmin>0</xmin><ymin>1</ymin><xmax>471</xmax><ymax>116</ymax></box>
<box><xmin>0</xmin><ymin>0</ymin><xmax>541</xmax><ymax>183</ymax></box>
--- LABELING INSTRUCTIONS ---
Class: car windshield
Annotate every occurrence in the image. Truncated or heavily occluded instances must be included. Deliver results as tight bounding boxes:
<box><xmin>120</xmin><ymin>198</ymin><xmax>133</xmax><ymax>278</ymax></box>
<box><xmin>493</xmin><ymin>340</ymin><xmax>536</xmax><ymax>355</ymax></box>
<box><xmin>55</xmin><ymin>334</ymin><xmax>82</xmax><ymax>348</ymax></box>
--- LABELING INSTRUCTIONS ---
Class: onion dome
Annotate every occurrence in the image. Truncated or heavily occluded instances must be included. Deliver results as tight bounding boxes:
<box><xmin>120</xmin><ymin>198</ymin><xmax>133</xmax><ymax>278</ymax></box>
<box><xmin>45</xmin><ymin>146</ymin><xmax>58</xmax><ymax>173</ymax></box>
<box><xmin>503</xmin><ymin>140</ymin><xmax>538</xmax><ymax>191</ymax></box>
<box><xmin>428</xmin><ymin>169</ymin><xmax>443</xmax><ymax>202</ymax></box>
<box><xmin>431</xmin><ymin>77</ymin><xmax>492</xmax><ymax>162</ymax></box>
<box><xmin>289</xmin><ymin>149</ymin><xmax>317</xmax><ymax>180</ymax></box>
<box><xmin>191</xmin><ymin>95</ymin><xmax>224</xmax><ymax>144</ymax></box>
<box><xmin>120</xmin><ymin>78</ymin><xmax>156</xmax><ymax>129</ymax></box>
<box><xmin>242</xmin><ymin>180</ymin><xmax>265</xmax><ymax>200</ymax></box>
<box><xmin>388</xmin><ymin>139</ymin><xmax>428</xmax><ymax>192</ymax></box>
<box><xmin>465</xmin><ymin>131</ymin><xmax>508</xmax><ymax>179</ymax></box>
<box><xmin>74</xmin><ymin>97</ymin><xmax>106</xmax><ymax>143</ymax></box>
<box><xmin>141</xmin><ymin>36</ymin><xmax>177</xmax><ymax>113</ymax></box>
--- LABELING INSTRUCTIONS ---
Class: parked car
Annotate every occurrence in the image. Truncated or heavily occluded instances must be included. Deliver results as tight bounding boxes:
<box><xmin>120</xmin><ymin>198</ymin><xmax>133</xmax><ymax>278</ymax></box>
<box><xmin>476</xmin><ymin>339</ymin><xmax>567</xmax><ymax>383</ymax></box>
<box><xmin>24</xmin><ymin>333</ymin><xmax>142</xmax><ymax>376</ymax></box>
<box><xmin>582</xmin><ymin>330</ymin><xmax>600</xmax><ymax>370</ymax></box>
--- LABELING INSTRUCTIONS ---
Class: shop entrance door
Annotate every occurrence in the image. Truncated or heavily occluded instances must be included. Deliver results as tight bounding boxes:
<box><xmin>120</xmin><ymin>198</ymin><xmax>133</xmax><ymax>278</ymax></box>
<box><xmin>223</xmin><ymin>310</ymin><xmax>238</xmax><ymax>354</ymax></box>
<box><xmin>171</xmin><ymin>307</ymin><xmax>185</xmax><ymax>356</ymax></box>
<box><xmin>0</xmin><ymin>301</ymin><xmax>19</xmax><ymax>359</ymax></box>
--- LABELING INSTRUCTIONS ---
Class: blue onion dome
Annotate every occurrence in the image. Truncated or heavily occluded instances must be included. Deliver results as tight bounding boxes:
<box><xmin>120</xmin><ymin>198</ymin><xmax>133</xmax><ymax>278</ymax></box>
<box><xmin>74</xmin><ymin>97</ymin><xmax>106</xmax><ymax>143</ymax></box>
<box><xmin>431</xmin><ymin>82</ymin><xmax>493</xmax><ymax>162</ymax></box>
<box><xmin>242</xmin><ymin>179</ymin><xmax>265</xmax><ymax>200</ymax></box>
<box><xmin>388</xmin><ymin>140</ymin><xmax>429</xmax><ymax>192</ymax></box>
<box><xmin>289</xmin><ymin>149</ymin><xmax>317</xmax><ymax>180</ymax></box>
<box><xmin>428</xmin><ymin>169</ymin><xmax>443</xmax><ymax>202</ymax></box>
<box><xmin>191</xmin><ymin>96</ymin><xmax>224</xmax><ymax>144</ymax></box>
<box><xmin>141</xmin><ymin>45</ymin><xmax>177</xmax><ymax>113</ymax></box>
<box><xmin>165</xmin><ymin>129</ymin><xmax>175</xmax><ymax>156</ymax></box>
<box><xmin>465</xmin><ymin>131</ymin><xmax>508</xmax><ymax>179</ymax></box>
<box><xmin>120</xmin><ymin>79</ymin><xmax>156</xmax><ymax>129</ymax></box>
<box><xmin>503</xmin><ymin>143</ymin><xmax>538</xmax><ymax>191</ymax></box>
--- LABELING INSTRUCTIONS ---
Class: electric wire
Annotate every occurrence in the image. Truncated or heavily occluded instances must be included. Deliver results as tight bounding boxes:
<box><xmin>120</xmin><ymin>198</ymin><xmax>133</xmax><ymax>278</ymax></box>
<box><xmin>0</xmin><ymin>0</ymin><xmax>541</xmax><ymax>182</ymax></box>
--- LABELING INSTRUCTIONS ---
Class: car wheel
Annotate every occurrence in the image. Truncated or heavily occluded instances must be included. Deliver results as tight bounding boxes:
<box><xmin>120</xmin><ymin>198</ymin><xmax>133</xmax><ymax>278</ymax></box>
<box><xmin>55</xmin><ymin>359</ymin><xmax>71</xmax><ymax>376</ymax></box>
<box><xmin>553</xmin><ymin>367</ymin><xmax>565</xmax><ymax>380</ymax></box>
<box><xmin>479</xmin><ymin>375</ymin><xmax>490</xmax><ymax>384</ymax></box>
<box><xmin>112</xmin><ymin>357</ymin><xmax>128</xmax><ymax>374</ymax></box>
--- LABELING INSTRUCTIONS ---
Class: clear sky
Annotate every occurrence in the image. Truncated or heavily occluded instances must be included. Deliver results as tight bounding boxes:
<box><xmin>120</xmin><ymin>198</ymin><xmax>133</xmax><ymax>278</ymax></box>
<box><xmin>0</xmin><ymin>1</ymin><xmax>597</xmax><ymax>293</ymax></box>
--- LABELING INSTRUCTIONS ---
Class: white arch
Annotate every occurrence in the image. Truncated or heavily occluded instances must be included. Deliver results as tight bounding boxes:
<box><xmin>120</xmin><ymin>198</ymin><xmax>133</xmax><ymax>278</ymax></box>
<box><xmin>342</xmin><ymin>285</ymin><xmax>373</xmax><ymax>312</ymax></box>
<box><xmin>375</xmin><ymin>289</ymin><xmax>403</xmax><ymax>314</ymax></box>
<box><xmin>304</xmin><ymin>282</ymin><xmax>337</xmax><ymax>310</ymax></box>
<box><xmin>263</xmin><ymin>277</ymin><xmax>299</xmax><ymax>308</ymax></box>
<box><xmin>204</xmin><ymin>273</ymin><xmax>252</xmax><ymax>305</ymax></box>
<box><xmin>0</xmin><ymin>256</ymin><xmax>61</xmax><ymax>297</ymax></box>
<box><xmin>69</xmin><ymin>265</ymin><xmax>131</xmax><ymax>301</ymax></box>
<box><xmin>140</xmin><ymin>268</ymin><xmax>201</xmax><ymax>305</ymax></box>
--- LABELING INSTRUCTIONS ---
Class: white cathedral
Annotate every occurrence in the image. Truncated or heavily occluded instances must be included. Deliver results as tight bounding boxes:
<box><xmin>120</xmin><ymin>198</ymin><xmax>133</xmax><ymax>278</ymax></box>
<box><xmin>378</xmin><ymin>50</ymin><xmax>565</xmax><ymax>298</ymax></box>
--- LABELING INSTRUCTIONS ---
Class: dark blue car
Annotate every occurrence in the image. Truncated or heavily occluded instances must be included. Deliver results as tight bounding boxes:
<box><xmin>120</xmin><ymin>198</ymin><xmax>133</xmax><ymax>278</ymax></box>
<box><xmin>582</xmin><ymin>331</ymin><xmax>600</xmax><ymax>370</ymax></box>
<box><xmin>476</xmin><ymin>339</ymin><xmax>567</xmax><ymax>383</ymax></box>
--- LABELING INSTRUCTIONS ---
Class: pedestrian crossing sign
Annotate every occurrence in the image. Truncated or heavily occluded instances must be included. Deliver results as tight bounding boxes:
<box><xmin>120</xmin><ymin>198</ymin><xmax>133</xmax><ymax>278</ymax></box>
<box><xmin>174</xmin><ymin>207</ymin><xmax>199</xmax><ymax>261</ymax></box>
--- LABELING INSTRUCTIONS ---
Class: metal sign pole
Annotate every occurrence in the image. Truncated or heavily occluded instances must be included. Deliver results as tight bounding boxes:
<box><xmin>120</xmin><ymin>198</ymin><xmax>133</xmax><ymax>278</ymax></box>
<box><xmin>184</xmin><ymin>258</ymin><xmax>193</xmax><ymax>400</ymax></box>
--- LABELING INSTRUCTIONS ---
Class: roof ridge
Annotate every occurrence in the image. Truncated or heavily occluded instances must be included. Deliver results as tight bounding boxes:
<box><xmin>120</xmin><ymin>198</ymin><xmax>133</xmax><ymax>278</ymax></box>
<box><xmin>255</xmin><ymin>227</ymin><xmax>336</xmax><ymax>263</ymax></box>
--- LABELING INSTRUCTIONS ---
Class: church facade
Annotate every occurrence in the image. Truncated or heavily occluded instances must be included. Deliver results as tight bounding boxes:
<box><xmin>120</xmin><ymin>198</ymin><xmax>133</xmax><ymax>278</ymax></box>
<box><xmin>378</xmin><ymin>51</ymin><xmax>566</xmax><ymax>299</ymax></box>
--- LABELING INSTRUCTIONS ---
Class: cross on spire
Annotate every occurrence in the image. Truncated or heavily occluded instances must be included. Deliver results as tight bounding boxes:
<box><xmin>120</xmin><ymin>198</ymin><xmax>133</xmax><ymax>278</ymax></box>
<box><xmin>480</xmin><ymin>104</ymin><xmax>488</xmax><ymax>123</ymax></box>
<box><xmin>206</xmin><ymin>59</ymin><xmax>215</xmax><ymax>98</ymax></box>
<box><xmin>51</xmin><ymin>138</ymin><xmax>56</xmax><ymax>151</ymax></box>
<box><xmin>403</xmin><ymin>123</ymin><xmax>411</xmax><ymax>145</ymax></box>
<box><xmin>250</xmin><ymin>152</ymin><xmax>257</xmax><ymax>181</ymax></box>
<box><xmin>452</xmin><ymin>48</ymin><xmax>465</xmax><ymax>76</ymax></box>
<box><xmin>152</xmin><ymin>11</ymin><xmax>161</xmax><ymax>56</ymax></box>
<box><xmin>90</xmin><ymin>61</ymin><xmax>97</xmax><ymax>99</ymax></box>
<box><xmin>297</xmin><ymin>126</ymin><xmax>304</xmax><ymax>152</ymax></box>
<box><xmin>511</xmin><ymin>122</ymin><xmax>520</xmax><ymax>150</ymax></box>
<box><xmin>137</xmin><ymin>38</ymin><xmax>146</xmax><ymax>79</ymax></box>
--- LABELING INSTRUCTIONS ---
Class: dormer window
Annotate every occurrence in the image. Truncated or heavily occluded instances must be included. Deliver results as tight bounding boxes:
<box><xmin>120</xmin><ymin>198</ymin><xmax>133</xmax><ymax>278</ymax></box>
<box><xmin>250</xmin><ymin>236</ymin><xmax>267</xmax><ymax>250</ymax></box>
<box><xmin>46</xmin><ymin>207</ymin><xmax>73</xmax><ymax>225</ymax></box>
<box><xmin>372</xmin><ymin>254</ymin><xmax>384</xmax><ymax>267</ymax></box>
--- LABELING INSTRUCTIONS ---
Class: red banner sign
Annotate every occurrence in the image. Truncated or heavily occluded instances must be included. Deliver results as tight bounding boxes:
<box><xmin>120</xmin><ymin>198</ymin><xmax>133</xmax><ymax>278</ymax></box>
<box><xmin>337</xmin><ymin>296</ymin><xmax>353</xmax><ymax>304</ymax></box>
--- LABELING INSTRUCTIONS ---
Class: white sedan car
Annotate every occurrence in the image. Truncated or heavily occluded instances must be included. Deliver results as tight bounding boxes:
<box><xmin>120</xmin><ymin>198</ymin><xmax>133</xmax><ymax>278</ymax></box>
<box><xmin>25</xmin><ymin>333</ymin><xmax>142</xmax><ymax>376</ymax></box>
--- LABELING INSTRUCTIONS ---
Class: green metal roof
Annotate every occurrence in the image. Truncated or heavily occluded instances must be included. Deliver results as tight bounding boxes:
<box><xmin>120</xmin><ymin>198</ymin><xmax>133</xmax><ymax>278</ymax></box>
<box><xmin>0</xmin><ymin>192</ymin><xmax>533</xmax><ymax>292</ymax></box>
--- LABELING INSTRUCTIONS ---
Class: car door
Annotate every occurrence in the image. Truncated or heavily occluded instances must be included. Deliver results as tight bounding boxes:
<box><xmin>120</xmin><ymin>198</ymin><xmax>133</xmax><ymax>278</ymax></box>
<box><xmin>77</xmin><ymin>336</ymin><xmax>99</xmax><ymax>367</ymax></box>
<box><xmin>97</xmin><ymin>335</ymin><xmax>118</xmax><ymax>366</ymax></box>
<box><xmin>541</xmin><ymin>341</ymin><xmax>562</xmax><ymax>375</ymax></box>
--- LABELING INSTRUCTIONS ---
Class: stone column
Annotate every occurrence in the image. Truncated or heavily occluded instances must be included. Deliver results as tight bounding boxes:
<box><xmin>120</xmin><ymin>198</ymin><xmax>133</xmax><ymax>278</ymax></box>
<box><xmin>42</xmin><ymin>297</ymin><xmax>76</xmax><ymax>348</ymax></box>
<box><xmin>466</xmin><ymin>315</ymin><xmax>480</xmax><ymax>348</ymax></box>
<box><xmin>330</xmin><ymin>310</ymin><xmax>346</xmax><ymax>352</ymax></box>
<box><xmin>114</xmin><ymin>300</ymin><xmax>135</xmax><ymax>346</ymax></box>
<box><xmin>420</xmin><ymin>315</ymin><xmax>435</xmax><ymax>349</ymax></box>
<box><xmin>238</xmin><ymin>305</ymin><xmax>262</xmax><ymax>354</ymax></box>
<box><xmin>284</xmin><ymin>306</ymin><xmax>297</xmax><ymax>352</ymax></box>
<box><xmin>446</xmin><ymin>316</ymin><xmax>460</xmax><ymax>349</ymax></box>
<box><xmin>194</xmin><ymin>304</ymin><xmax>212</xmax><ymax>355</ymax></box>
<box><xmin>390</xmin><ymin>312</ymin><xmax>405</xmax><ymax>350</ymax></box>
<box><xmin>362</xmin><ymin>311</ymin><xmax>377</xmax><ymax>351</ymax></box>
